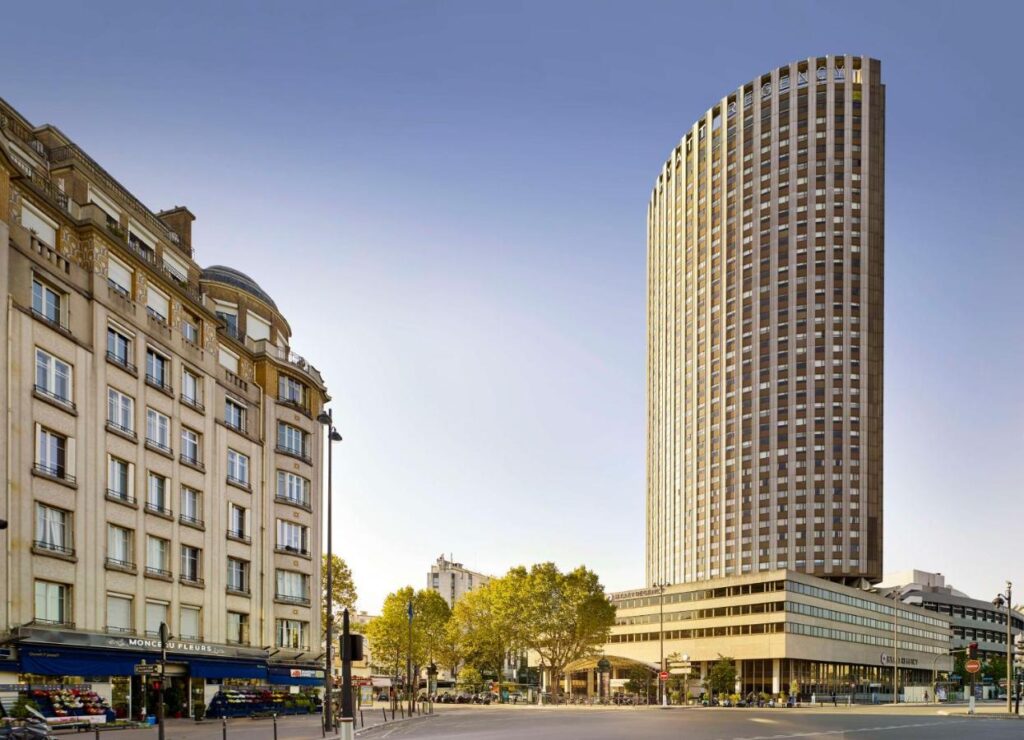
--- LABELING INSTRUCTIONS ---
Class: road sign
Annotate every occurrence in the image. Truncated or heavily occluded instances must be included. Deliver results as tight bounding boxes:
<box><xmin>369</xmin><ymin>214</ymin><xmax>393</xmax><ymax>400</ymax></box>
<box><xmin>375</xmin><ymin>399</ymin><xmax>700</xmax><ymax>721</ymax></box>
<box><xmin>965</xmin><ymin>659</ymin><xmax>981</xmax><ymax>674</ymax></box>
<box><xmin>659</xmin><ymin>671</ymin><xmax>669</xmax><ymax>681</ymax></box>
<box><xmin>134</xmin><ymin>664</ymin><xmax>156</xmax><ymax>675</ymax></box>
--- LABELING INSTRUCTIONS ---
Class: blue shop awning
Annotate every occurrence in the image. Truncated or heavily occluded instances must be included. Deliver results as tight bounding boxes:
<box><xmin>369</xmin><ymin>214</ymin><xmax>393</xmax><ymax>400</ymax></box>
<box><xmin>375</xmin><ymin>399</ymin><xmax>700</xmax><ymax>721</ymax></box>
<box><xmin>19</xmin><ymin>647</ymin><xmax>267</xmax><ymax>680</ymax></box>
<box><xmin>20</xmin><ymin>647</ymin><xmax>142</xmax><ymax>677</ymax></box>
<box><xmin>191</xmin><ymin>659</ymin><xmax>266</xmax><ymax>680</ymax></box>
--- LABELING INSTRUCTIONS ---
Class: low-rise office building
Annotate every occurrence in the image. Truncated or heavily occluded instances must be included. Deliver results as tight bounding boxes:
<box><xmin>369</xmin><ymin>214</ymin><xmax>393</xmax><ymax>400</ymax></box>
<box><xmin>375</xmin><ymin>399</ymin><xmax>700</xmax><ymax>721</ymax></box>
<box><xmin>563</xmin><ymin>570</ymin><xmax>952</xmax><ymax>700</ymax></box>
<box><xmin>0</xmin><ymin>97</ymin><xmax>329</xmax><ymax>720</ymax></box>
<box><xmin>879</xmin><ymin>570</ymin><xmax>1023</xmax><ymax>661</ymax></box>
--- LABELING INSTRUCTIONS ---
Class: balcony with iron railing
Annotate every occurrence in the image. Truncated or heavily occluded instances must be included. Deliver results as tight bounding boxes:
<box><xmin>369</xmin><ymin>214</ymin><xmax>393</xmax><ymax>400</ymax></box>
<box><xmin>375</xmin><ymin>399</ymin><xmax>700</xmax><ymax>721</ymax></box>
<box><xmin>274</xmin><ymin>593</ymin><xmax>311</xmax><ymax>607</ymax></box>
<box><xmin>144</xmin><ymin>501</ymin><xmax>172</xmax><ymax>519</ymax></box>
<box><xmin>105</xmin><ymin>556</ymin><xmax>136</xmax><ymax>573</ymax></box>
<box><xmin>106</xmin><ymin>350</ymin><xmax>137</xmax><ymax>375</ymax></box>
<box><xmin>144</xmin><ymin>436</ymin><xmax>173</xmax><ymax>457</ymax></box>
<box><xmin>145</xmin><ymin>565</ymin><xmax>173</xmax><ymax>581</ymax></box>
<box><xmin>32</xmin><ymin>462</ymin><xmax>76</xmax><ymax>486</ymax></box>
<box><xmin>275</xmin><ymin>444</ymin><xmax>312</xmax><ymax>466</ymax></box>
<box><xmin>32</xmin><ymin>539</ymin><xmax>75</xmax><ymax>558</ymax></box>
<box><xmin>180</xmin><ymin>573</ymin><xmax>205</xmax><ymax>588</ymax></box>
<box><xmin>274</xmin><ymin>494</ymin><xmax>312</xmax><ymax>512</ymax></box>
<box><xmin>179</xmin><ymin>512</ymin><xmax>205</xmax><ymax>529</ymax></box>
<box><xmin>226</xmin><ymin>528</ymin><xmax>251</xmax><ymax>544</ymax></box>
<box><xmin>252</xmin><ymin>339</ymin><xmax>326</xmax><ymax>388</ymax></box>
<box><xmin>48</xmin><ymin>141</ymin><xmax>190</xmax><ymax>256</ymax></box>
<box><xmin>106</xmin><ymin>489</ymin><xmax>137</xmax><ymax>507</ymax></box>
<box><xmin>33</xmin><ymin>384</ymin><xmax>75</xmax><ymax>412</ymax></box>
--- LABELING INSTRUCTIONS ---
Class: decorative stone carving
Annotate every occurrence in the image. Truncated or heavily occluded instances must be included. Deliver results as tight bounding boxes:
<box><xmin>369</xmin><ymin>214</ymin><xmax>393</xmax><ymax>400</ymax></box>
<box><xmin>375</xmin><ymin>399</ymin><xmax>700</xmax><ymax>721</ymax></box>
<box><xmin>135</xmin><ymin>271</ymin><xmax>148</xmax><ymax>303</ymax></box>
<box><xmin>203</xmin><ymin>320</ymin><xmax>217</xmax><ymax>354</ymax></box>
<box><xmin>171</xmin><ymin>299</ymin><xmax>183</xmax><ymax>331</ymax></box>
<box><xmin>88</xmin><ymin>237</ymin><xmax>108</xmax><ymax>277</ymax></box>
<box><xmin>240</xmin><ymin>358</ymin><xmax>254</xmax><ymax>382</ymax></box>
<box><xmin>59</xmin><ymin>229</ymin><xmax>90</xmax><ymax>270</ymax></box>
<box><xmin>9</xmin><ymin>186</ymin><xmax>21</xmax><ymax>225</ymax></box>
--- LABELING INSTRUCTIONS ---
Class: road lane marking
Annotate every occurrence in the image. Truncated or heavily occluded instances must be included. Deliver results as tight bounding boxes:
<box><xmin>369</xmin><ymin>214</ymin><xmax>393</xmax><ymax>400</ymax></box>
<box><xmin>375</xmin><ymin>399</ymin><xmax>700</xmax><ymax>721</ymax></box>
<box><xmin>723</xmin><ymin>719</ymin><xmax>973</xmax><ymax>739</ymax></box>
<box><xmin>749</xmin><ymin>718</ymin><xmax>777</xmax><ymax>723</ymax></box>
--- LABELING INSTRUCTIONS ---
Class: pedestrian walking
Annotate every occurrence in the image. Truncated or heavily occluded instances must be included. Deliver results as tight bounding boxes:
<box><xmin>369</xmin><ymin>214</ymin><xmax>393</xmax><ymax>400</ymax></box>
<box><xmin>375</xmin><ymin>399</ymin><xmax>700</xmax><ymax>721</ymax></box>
<box><xmin>831</xmin><ymin>692</ymin><xmax>836</xmax><ymax>706</ymax></box>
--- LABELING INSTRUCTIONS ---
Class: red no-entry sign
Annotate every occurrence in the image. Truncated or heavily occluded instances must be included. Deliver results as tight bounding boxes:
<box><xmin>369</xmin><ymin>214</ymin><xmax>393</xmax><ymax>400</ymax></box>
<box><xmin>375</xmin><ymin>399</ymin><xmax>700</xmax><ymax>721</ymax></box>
<box><xmin>659</xmin><ymin>671</ymin><xmax>669</xmax><ymax>681</ymax></box>
<box><xmin>965</xmin><ymin>659</ymin><xmax>981</xmax><ymax>674</ymax></box>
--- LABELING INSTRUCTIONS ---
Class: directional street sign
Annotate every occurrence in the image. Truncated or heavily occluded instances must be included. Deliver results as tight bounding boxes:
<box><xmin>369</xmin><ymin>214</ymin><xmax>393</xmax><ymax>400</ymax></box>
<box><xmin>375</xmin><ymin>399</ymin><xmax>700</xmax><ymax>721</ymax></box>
<box><xmin>134</xmin><ymin>663</ymin><xmax>161</xmax><ymax>675</ymax></box>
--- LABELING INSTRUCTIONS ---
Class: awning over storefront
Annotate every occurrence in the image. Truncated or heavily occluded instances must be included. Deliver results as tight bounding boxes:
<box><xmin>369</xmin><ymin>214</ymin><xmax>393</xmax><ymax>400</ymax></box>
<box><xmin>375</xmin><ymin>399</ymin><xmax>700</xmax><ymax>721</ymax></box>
<box><xmin>19</xmin><ymin>647</ymin><xmax>141</xmax><ymax>677</ymax></box>
<box><xmin>267</xmin><ymin>666</ymin><xmax>324</xmax><ymax>686</ymax></box>
<box><xmin>191</xmin><ymin>659</ymin><xmax>267</xmax><ymax>680</ymax></box>
<box><xmin>19</xmin><ymin>647</ymin><xmax>268</xmax><ymax>681</ymax></box>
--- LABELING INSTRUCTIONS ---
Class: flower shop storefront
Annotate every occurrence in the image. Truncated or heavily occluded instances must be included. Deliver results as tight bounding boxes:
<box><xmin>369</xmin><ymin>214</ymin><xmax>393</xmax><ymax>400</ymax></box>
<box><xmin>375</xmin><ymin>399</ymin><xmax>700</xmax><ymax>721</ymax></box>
<box><xmin>1</xmin><ymin>627</ymin><xmax>323</xmax><ymax>722</ymax></box>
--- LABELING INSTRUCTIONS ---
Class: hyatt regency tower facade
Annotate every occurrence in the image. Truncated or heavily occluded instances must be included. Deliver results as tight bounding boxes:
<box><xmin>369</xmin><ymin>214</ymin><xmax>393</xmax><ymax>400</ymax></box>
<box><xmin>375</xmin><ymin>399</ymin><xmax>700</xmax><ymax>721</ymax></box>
<box><xmin>646</xmin><ymin>55</ymin><xmax>884</xmax><ymax>587</ymax></box>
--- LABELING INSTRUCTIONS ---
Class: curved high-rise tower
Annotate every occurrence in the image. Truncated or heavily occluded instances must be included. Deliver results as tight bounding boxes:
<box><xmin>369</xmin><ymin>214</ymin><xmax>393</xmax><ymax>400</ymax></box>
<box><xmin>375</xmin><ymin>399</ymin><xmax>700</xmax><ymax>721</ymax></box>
<box><xmin>647</xmin><ymin>55</ymin><xmax>884</xmax><ymax>587</ymax></box>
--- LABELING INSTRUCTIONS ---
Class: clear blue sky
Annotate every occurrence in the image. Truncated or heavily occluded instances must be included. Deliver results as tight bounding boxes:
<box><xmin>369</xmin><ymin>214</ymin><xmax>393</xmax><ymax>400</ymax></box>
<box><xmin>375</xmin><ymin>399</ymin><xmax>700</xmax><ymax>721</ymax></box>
<box><xmin>3</xmin><ymin>1</ymin><xmax>1022</xmax><ymax>611</ymax></box>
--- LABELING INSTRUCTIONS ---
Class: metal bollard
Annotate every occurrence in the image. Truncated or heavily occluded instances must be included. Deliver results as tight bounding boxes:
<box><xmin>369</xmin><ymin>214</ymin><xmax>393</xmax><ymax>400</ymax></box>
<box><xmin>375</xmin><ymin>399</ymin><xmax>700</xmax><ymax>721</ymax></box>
<box><xmin>400</xmin><ymin>705</ymin><xmax>404</xmax><ymax>720</ymax></box>
<box><xmin>359</xmin><ymin>710</ymin><xmax>363</xmax><ymax>728</ymax></box>
<box><xmin>272</xmin><ymin>714</ymin><xmax>277</xmax><ymax>740</ymax></box>
<box><xmin>222</xmin><ymin>717</ymin><xmax>227</xmax><ymax>740</ymax></box>
<box><xmin>94</xmin><ymin>726</ymin><xmax>100</xmax><ymax>740</ymax></box>
<box><xmin>382</xmin><ymin>708</ymin><xmax>388</xmax><ymax>723</ymax></box>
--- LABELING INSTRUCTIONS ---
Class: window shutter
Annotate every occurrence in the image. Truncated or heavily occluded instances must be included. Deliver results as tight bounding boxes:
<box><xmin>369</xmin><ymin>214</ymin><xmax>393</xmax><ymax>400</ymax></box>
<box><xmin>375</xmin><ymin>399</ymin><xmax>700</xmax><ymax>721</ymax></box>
<box><xmin>66</xmin><ymin>437</ymin><xmax>76</xmax><ymax>478</ymax></box>
<box><xmin>21</xmin><ymin>204</ymin><xmax>57</xmax><ymax>247</ymax></box>
<box><xmin>34</xmin><ymin>423</ymin><xmax>42</xmax><ymax>462</ymax></box>
<box><xmin>108</xmin><ymin>259</ymin><xmax>133</xmax><ymax>293</ymax></box>
<box><xmin>127</xmin><ymin>462</ymin><xmax>135</xmax><ymax>500</ymax></box>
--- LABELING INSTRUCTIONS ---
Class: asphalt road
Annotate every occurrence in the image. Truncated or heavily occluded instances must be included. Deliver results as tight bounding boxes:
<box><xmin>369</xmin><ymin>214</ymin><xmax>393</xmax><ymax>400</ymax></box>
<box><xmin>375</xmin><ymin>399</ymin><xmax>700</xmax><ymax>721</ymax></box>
<box><xmin>362</xmin><ymin>706</ymin><xmax>1022</xmax><ymax>739</ymax></box>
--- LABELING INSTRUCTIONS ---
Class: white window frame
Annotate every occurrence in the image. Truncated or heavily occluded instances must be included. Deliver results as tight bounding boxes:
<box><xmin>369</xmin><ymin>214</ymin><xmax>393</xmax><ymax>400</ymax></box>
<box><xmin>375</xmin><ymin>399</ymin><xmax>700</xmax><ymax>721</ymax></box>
<box><xmin>107</xmin><ymin>387</ymin><xmax>134</xmax><ymax>431</ymax></box>
<box><xmin>146</xmin><ymin>408</ymin><xmax>170</xmax><ymax>449</ymax></box>
<box><xmin>227</xmin><ymin>449</ymin><xmax>249</xmax><ymax>485</ymax></box>
<box><xmin>35</xmin><ymin>348</ymin><xmax>72</xmax><ymax>403</ymax></box>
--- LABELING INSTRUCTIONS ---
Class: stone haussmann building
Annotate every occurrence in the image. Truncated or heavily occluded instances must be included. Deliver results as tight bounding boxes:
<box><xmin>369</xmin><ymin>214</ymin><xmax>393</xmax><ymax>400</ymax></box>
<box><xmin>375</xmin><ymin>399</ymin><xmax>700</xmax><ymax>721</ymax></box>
<box><xmin>0</xmin><ymin>97</ymin><xmax>332</xmax><ymax>720</ymax></box>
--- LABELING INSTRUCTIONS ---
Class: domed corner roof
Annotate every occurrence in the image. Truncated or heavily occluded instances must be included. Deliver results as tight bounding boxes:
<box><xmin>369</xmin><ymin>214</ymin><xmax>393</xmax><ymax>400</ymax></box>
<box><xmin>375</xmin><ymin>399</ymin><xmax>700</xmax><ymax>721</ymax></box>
<box><xmin>200</xmin><ymin>265</ymin><xmax>278</xmax><ymax>311</ymax></box>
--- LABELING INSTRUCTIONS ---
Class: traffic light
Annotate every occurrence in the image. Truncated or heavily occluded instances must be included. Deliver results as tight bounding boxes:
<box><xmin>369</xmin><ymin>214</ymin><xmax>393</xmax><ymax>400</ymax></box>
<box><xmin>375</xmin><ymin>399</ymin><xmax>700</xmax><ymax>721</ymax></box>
<box><xmin>341</xmin><ymin>633</ymin><xmax>363</xmax><ymax>662</ymax></box>
<box><xmin>968</xmin><ymin>642</ymin><xmax>978</xmax><ymax>660</ymax></box>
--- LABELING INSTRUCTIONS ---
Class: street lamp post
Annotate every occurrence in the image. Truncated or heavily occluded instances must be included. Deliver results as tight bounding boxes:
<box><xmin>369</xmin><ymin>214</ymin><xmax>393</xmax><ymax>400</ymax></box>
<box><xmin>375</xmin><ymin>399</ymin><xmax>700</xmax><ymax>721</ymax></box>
<box><xmin>653</xmin><ymin>582</ymin><xmax>668</xmax><ymax>706</ymax></box>
<box><xmin>157</xmin><ymin>622</ymin><xmax>168</xmax><ymax>740</ymax></box>
<box><xmin>317</xmin><ymin>408</ymin><xmax>343</xmax><ymax>732</ymax></box>
<box><xmin>993</xmin><ymin>582</ymin><xmax>1013</xmax><ymax>715</ymax></box>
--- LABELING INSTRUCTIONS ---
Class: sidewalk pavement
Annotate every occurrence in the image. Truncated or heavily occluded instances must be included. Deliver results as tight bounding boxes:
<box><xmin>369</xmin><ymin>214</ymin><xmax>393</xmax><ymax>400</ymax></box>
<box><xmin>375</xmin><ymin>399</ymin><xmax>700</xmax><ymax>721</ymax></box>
<box><xmin>52</xmin><ymin>709</ymin><xmax>440</xmax><ymax>740</ymax></box>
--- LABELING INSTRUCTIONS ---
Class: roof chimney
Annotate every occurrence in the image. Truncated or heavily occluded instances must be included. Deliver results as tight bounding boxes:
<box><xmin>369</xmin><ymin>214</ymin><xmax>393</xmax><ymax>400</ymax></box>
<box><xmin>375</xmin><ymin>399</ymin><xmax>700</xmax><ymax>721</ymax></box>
<box><xmin>158</xmin><ymin>206</ymin><xmax>196</xmax><ymax>255</ymax></box>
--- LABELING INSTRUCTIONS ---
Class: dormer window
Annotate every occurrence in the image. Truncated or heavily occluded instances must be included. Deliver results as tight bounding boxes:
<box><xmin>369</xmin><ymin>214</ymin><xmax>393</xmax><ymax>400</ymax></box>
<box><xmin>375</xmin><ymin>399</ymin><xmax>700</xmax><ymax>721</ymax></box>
<box><xmin>214</xmin><ymin>301</ymin><xmax>238</xmax><ymax>338</ymax></box>
<box><xmin>246</xmin><ymin>312</ymin><xmax>271</xmax><ymax>342</ymax></box>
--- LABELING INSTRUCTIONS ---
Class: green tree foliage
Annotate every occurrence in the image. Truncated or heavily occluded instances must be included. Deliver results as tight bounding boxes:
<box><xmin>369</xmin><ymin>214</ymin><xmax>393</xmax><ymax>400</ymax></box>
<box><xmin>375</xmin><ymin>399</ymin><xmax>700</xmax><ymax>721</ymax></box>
<box><xmin>983</xmin><ymin>655</ymin><xmax>1007</xmax><ymax>684</ymax></box>
<box><xmin>321</xmin><ymin>554</ymin><xmax>357</xmax><ymax>635</ymax></box>
<box><xmin>706</xmin><ymin>655</ymin><xmax>737</xmax><ymax>697</ymax></box>
<box><xmin>517</xmin><ymin>563</ymin><xmax>616</xmax><ymax>694</ymax></box>
<box><xmin>624</xmin><ymin>665</ymin><xmax>652</xmax><ymax>696</ymax></box>
<box><xmin>457</xmin><ymin>666</ymin><xmax>484</xmax><ymax>693</ymax></box>
<box><xmin>364</xmin><ymin>587</ymin><xmax>451</xmax><ymax>681</ymax></box>
<box><xmin>447</xmin><ymin>572</ymin><xmax>526</xmax><ymax>682</ymax></box>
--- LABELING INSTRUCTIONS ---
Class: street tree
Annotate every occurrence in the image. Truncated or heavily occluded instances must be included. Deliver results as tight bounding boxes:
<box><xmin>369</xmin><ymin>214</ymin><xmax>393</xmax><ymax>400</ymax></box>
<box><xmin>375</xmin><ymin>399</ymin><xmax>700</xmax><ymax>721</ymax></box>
<box><xmin>364</xmin><ymin>587</ymin><xmax>452</xmax><ymax>694</ymax></box>
<box><xmin>518</xmin><ymin>563</ymin><xmax>616</xmax><ymax>697</ymax></box>
<box><xmin>457</xmin><ymin>666</ymin><xmax>484</xmax><ymax>693</ymax></box>
<box><xmin>447</xmin><ymin>573</ymin><xmax>526</xmax><ymax>684</ymax></box>
<box><xmin>706</xmin><ymin>655</ymin><xmax>737</xmax><ymax>698</ymax></box>
<box><xmin>320</xmin><ymin>554</ymin><xmax>357</xmax><ymax>635</ymax></box>
<box><xmin>624</xmin><ymin>665</ymin><xmax>652</xmax><ymax>699</ymax></box>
